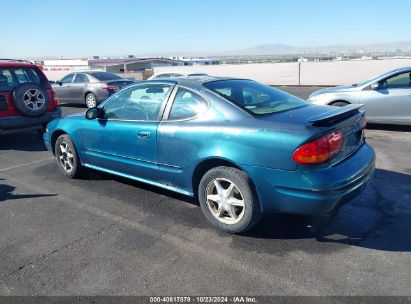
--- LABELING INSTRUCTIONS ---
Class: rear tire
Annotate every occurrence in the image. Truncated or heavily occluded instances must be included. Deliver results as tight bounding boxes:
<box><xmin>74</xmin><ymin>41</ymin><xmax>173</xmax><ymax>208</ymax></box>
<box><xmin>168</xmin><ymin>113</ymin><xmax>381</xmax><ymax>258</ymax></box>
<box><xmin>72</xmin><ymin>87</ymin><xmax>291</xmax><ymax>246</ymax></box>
<box><xmin>198</xmin><ymin>166</ymin><xmax>261</xmax><ymax>234</ymax></box>
<box><xmin>55</xmin><ymin>134</ymin><xmax>83</xmax><ymax>178</ymax></box>
<box><xmin>331</xmin><ymin>101</ymin><xmax>349</xmax><ymax>107</ymax></box>
<box><xmin>85</xmin><ymin>93</ymin><xmax>97</xmax><ymax>108</ymax></box>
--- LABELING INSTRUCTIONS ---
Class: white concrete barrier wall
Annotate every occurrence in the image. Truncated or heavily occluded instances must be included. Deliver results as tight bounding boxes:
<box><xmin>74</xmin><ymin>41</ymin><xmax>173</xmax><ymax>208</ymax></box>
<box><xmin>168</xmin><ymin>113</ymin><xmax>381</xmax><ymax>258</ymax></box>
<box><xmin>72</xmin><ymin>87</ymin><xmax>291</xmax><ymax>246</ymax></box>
<box><xmin>153</xmin><ymin>59</ymin><xmax>411</xmax><ymax>86</ymax></box>
<box><xmin>44</xmin><ymin>58</ymin><xmax>411</xmax><ymax>85</ymax></box>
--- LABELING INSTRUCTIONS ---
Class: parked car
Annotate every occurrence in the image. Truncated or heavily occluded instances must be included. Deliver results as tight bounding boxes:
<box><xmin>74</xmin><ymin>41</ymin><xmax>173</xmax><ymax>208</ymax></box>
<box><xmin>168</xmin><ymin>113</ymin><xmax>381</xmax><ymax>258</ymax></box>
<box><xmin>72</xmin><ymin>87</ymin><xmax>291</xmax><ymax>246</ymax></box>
<box><xmin>308</xmin><ymin>67</ymin><xmax>411</xmax><ymax>125</ymax></box>
<box><xmin>44</xmin><ymin>76</ymin><xmax>375</xmax><ymax>233</ymax></box>
<box><xmin>148</xmin><ymin>72</ymin><xmax>208</xmax><ymax>80</ymax></box>
<box><xmin>0</xmin><ymin>60</ymin><xmax>61</xmax><ymax>134</ymax></box>
<box><xmin>52</xmin><ymin>71</ymin><xmax>134</xmax><ymax>108</ymax></box>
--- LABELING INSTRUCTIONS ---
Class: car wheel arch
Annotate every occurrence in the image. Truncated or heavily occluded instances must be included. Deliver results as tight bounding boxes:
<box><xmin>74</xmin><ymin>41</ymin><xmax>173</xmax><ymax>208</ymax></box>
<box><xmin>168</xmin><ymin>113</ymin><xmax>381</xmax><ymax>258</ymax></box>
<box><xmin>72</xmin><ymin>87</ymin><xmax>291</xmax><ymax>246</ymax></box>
<box><xmin>84</xmin><ymin>91</ymin><xmax>95</xmax><ymax>100</ymax></box>
<box><xmin>51</xmin><ymin>130</ymin><xmax>67</xmax><ymax>155</ymax></box>
<box><xmin>192</xmin><ymin>158</ymin><xmax>262</xmax><ymax>211</ymax></box>
<box><xmin>329</xmin><ymin>100</ymin><xmax>351</xmax><ymax>106</ymax></box>
<box><xmin>192</xmin><ymin>158</ymin><xmax>241</xmax><ymax>193</ymax></box>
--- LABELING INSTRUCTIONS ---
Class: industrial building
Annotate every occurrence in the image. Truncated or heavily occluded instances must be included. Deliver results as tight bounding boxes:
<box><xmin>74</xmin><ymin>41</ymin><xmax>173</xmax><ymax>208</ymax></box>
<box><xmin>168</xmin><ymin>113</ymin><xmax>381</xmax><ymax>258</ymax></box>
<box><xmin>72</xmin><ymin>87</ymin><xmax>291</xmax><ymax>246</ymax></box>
<box><xmin>40</xmin><ymin>57</ymin><xmax>220</xmax><ymax>73</ymax></box>
<box><xmin>41</xmin><ymin>57</ymin><xmax>185</xmax><ymax>73</ymax></box>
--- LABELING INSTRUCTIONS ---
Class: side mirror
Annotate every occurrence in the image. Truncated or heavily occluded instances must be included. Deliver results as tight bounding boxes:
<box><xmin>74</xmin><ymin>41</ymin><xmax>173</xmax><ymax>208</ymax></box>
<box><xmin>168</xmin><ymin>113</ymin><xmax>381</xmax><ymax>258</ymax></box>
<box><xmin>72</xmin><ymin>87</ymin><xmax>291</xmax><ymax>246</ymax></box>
<box><xmin>85</xmin><ymin>107</ymin><xmax>103</xmax><ymax>120</ymax></box>
<box><xmin>57</xmin><ymin>81</ymin><xmax>62</xmax><ymax>86</ymax></box>
<box><xmin>370</xmin><ymin>82</ymin><xmax>380</xmax><ymax>90</ymax></box>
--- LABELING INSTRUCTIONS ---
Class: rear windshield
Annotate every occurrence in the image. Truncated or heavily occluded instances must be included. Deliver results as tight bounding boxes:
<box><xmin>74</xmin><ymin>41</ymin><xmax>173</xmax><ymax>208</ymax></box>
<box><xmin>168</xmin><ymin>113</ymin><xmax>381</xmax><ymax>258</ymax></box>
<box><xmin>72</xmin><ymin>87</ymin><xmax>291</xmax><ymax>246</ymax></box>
<box><xmin>0</xmin><ymin>67</ymin><xmax>45</xmax><ymax>91</ymax></box>
<box><xmin>89</xmin><ymin>72</ymin><xmax>122</xmax><ymax>81</ymax></box>
<box><xmin>204</xmin><ymin>80</ymin><xmax>307</xmax><ymax>115</ymax></box>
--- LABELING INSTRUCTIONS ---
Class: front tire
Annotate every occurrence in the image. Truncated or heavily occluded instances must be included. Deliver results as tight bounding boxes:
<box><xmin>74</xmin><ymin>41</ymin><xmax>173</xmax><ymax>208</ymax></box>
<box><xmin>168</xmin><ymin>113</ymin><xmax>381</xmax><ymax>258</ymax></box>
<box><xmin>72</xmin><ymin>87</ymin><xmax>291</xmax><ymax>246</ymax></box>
<box><xmin>85</xmin><ymin>93</ymin><xmax>97</xmax><ymax>108</ymax></box>
<box><xmin>198</xmin><ymin>166</ymin><xmax>261</xmax><ymax>234</ymax></box>
<box><xmin>55</xmin><ymin>134</ymin><xmax>83</xmax><ymax>178</ymax></box>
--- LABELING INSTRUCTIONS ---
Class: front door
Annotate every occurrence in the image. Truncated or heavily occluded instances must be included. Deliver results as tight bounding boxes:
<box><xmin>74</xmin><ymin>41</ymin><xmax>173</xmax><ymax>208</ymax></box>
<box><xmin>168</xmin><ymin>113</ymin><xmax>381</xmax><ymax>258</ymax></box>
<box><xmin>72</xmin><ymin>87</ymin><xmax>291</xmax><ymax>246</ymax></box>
<box><xmin>53</xmin><ymin>73</ymin><xmax>75</xmax><ymax>102</ymax></box>
<box><xmin>360</xmin><ymin>71</ymin><xmax>411</xmax><ymax>123</ymax></box>
<box><xmin>81</xmin><ymin>83</ymin><xmax>174</xmax><ymax>181</ymax></box>
<box><xmin>71</xmin><ymin>73</ymin><xmax>90</xmax><ymax>103</ymax></box>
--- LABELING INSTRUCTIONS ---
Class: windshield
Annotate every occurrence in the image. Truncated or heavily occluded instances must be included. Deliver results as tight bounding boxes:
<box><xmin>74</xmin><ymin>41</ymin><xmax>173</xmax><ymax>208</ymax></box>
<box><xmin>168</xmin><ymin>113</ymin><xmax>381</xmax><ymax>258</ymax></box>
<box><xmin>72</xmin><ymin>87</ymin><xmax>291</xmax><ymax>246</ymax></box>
<box><xmin>204</xmin><ymin>79</ymin><xmax>308</xmax><ymax>115</ymax></box>
<box><xmin>89</xmin><ymin>72</ymin><xmax>122</xmax><ymax>81</ymax></box>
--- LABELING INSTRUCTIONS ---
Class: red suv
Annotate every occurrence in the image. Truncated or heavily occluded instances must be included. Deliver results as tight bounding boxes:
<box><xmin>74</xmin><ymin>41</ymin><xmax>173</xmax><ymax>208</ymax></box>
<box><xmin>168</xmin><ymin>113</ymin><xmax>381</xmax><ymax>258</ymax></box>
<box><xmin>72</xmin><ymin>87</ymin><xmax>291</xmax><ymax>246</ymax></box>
<box><xmin>0</xmin><ymin>60</ymin><xmax>61</xmax><ymax>134</ymax></box>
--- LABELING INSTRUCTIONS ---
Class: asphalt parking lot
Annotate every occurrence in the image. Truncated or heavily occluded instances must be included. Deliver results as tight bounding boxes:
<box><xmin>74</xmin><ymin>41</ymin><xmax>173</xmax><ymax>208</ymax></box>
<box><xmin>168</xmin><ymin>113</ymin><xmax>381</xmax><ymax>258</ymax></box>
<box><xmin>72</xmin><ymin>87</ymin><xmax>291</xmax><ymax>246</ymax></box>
<box><xmin>0</xmin><ymin>86</ymin><xmax>410</xmax><ymax>296</ymax></box>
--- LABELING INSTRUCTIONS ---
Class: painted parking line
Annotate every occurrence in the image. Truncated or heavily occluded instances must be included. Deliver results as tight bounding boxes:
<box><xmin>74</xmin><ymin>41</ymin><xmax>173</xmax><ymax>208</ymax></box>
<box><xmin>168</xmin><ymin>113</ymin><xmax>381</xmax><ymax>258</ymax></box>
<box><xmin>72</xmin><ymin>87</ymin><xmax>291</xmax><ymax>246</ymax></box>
<box><xmin>0</xmin><ymin>158</ymin><xmax>53</xmax><ymax>172</ymax></box>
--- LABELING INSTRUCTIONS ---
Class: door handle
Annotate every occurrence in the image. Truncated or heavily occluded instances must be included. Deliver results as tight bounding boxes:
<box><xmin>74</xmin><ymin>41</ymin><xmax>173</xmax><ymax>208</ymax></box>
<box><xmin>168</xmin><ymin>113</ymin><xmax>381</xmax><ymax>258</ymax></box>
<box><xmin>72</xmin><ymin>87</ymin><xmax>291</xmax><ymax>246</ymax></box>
<box><xmin>137</xmin><ymin>131</ymin><xmax>151</xmax><ymax>139</ymax></box>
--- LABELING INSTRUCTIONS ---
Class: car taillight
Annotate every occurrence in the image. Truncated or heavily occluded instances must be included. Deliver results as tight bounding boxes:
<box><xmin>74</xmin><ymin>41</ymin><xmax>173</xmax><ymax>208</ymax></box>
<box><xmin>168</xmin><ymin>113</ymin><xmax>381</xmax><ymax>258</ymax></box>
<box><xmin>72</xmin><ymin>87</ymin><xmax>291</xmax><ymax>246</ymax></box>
<box><xmin>292</xmin><ymin>130</ymin><xmax>344</xmax><ymax>165</ymax></box>
<box><xmin>51</xmin><ymin>90</ymin><xmax>59</xmax><ymax>107</ymax></box>
<box><xmin>101</xmin><ymin>84</ymin><xmax>117</xmax><ymax>91</ymax></box>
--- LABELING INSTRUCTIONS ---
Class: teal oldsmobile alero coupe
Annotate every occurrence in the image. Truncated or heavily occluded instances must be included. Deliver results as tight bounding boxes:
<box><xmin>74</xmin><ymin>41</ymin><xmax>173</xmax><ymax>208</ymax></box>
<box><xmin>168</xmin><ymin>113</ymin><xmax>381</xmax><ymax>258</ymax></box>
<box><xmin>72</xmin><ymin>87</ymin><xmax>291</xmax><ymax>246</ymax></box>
<box><xmin>44</xmin><ymin>76</ymin><xmax>375</xmax><ymax>233</ymax></box>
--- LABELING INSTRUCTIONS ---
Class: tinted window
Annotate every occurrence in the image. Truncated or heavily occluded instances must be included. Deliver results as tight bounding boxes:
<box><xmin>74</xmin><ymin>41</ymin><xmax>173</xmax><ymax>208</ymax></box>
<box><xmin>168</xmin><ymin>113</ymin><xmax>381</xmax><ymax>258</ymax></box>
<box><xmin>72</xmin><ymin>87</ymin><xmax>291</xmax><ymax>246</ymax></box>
<box><xmin>102</xmin><ymin>84</ymin><xmax>171</xmax><ymax>120</ymax></box>
<box><xmin>74</xmin><ymin>73</ymin><xmax>89</xmax><ymax>83</ymax></box>
<box><xmin>169</xmin><ymin>88</ymin><xmax>208</xmax><ymax>120</ymax></box>
<box><xmin>90</xmin><ymin>72</ymin><xmax>122</xmax><ymax>81</ymax></box>
<box><xmin>204</xmin><ymin>80</ymin><xmax>307</xmax><ymax>115</ymax></box>
<box><xmin>61</xmin><ymin>74</ymin><xmax>74</xmax><ymax>84</ymax></box>
<box><xmin>0</xmin><ymin>68</ymin><xmax>43</xmax><ymax>90</ymax></box>
<box><xmin>381</xmin><ymin>72</ymin><xmax>411</xmax><ymax>89</ymax></box>
<box><xmin>155</xmin><ymin>73</ymin><xmax>172</xmax><ymax>78</ymax></box>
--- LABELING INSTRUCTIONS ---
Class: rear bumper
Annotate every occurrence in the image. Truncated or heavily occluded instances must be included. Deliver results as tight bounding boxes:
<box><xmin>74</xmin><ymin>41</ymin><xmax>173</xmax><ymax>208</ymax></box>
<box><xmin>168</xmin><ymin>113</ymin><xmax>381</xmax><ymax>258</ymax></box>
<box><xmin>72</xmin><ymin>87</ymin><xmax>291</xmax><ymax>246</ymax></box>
<box><xmin>244</xmin><ymin>142</ymin><xmax>376</xmax><ymax>215</ymax></box>
<box><xmin>0</xmin><ymin>108</ymin><xmax>61</xmax><ymax>134</ymax></box>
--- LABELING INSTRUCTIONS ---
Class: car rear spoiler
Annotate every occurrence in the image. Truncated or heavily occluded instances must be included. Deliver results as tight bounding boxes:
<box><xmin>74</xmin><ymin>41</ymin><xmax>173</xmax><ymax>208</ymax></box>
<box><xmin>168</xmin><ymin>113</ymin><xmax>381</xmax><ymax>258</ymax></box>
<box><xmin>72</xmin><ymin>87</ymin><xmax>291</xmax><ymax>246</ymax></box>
<box><xmin>307</xmin><ymin>104</ymin><xmax>364</xmax><ymax>126</ymax></box>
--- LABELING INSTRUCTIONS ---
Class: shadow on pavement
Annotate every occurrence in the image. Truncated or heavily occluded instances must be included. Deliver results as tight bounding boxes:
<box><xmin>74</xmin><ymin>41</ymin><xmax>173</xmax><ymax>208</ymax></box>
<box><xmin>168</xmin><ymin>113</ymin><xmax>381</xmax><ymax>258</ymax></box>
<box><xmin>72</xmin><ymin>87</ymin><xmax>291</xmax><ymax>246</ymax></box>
<box><xmin>78</xmin><ymin>165</ymin><xmax>411</xmax><ymax>253</ymax></box>
<box><xmin>0</xmin><ymin>179</ymin><xmax>57</xmax><ymax>202</ymax></box>
<box><xmin>243</xmin><ymin>168</ymin><xmax>411</xmax><ymax>252</ymax></box>
<box><xmin>60</xmin><ymin>103</ymin><xmax>86</xmax><ymax>108</ymax></box>
<box><xmin>0</xmin><ymin>131</ymin><xmax>47</xmax><ymax>152</ymax></box>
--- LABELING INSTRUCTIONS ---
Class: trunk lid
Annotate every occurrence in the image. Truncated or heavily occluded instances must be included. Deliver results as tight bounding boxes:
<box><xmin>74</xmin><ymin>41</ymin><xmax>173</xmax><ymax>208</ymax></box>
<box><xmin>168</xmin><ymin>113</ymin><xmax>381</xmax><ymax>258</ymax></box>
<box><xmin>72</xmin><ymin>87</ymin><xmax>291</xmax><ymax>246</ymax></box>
<box><xmin>260</xmin><ymin>104</ymin><xmax>367</xmax><ymax>166</ymax></box>
<box><xmin>107</xmin><ymin>80</ymin><xmax>133</xmax><ymax>91</ymax></box>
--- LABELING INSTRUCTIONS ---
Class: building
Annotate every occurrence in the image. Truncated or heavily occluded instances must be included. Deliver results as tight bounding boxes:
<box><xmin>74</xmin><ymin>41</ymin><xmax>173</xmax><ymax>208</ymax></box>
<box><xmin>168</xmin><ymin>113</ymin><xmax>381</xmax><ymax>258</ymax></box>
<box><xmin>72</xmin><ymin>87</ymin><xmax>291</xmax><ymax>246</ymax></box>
<box><xmin>169</xmin><ymin>57</ymin><xmax>221</xmax><ymax>65</ymax></box>
<box><xmin>41</xmin><ymin>59</ymin><xmax>90</xmax><ymax>71</ymax></box>
<box><xmin>40</xmin><ymin>57</ymin><xmax>186</xmax><ymax>73</ymax></box>
<box><xmin>89</xmin><ymin>58</ymin><xmax>186</xmax><ymax>73</ymax></box>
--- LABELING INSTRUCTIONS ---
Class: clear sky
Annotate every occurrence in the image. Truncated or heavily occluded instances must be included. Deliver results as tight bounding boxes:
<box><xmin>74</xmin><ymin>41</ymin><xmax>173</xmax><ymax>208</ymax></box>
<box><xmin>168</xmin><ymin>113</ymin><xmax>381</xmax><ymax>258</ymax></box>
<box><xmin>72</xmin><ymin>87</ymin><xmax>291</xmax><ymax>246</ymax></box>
<box><xmin>2</xmin><ymin>0</ymin><xmax>411</xmax><ymax>57</ymax></box>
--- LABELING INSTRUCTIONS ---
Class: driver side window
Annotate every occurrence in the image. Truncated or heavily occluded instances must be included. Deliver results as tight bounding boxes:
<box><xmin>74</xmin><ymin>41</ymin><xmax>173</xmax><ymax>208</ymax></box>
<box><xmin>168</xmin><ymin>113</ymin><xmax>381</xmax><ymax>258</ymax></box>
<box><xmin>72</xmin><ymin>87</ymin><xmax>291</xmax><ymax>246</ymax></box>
<box><xmin>102</xmin><ymin>84</ymin><xmax>172</xmax><ymax>121</ymax></box>
<box><xmin>380</xmin><ymin>72</ymin><xmax>411</xmax><ymax>89</ymax></box>
<box><xmin>61</xmin><ymin>74</ymin><xmax>74</xmax><ymax>84</ymax></box>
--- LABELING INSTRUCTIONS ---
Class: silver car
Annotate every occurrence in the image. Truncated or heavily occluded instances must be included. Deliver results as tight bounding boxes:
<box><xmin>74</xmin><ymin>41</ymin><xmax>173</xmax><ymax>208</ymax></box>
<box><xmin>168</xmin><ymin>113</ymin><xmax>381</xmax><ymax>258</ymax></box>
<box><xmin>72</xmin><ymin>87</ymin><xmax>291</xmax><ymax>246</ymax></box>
<box><xmin>308</xmin><ymin>67</ymin><xmax>411</xmax><ymax>125</ymax></box>
<box><xmin>148</xmin><ymin>72</ymin><xmax>208</xmax><ymax>80</ymax></box>
<box><xmin>53</xmin><ymin>71</ymin><xmax>134</xmax><ymax>108</ymax></box>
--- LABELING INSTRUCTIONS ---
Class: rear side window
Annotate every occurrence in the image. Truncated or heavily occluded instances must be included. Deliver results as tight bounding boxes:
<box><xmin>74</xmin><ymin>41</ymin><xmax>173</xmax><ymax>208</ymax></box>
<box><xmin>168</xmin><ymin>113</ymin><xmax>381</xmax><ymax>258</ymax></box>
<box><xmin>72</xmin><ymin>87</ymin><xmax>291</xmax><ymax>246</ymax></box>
<box><xmin>204</xmin><ymin>79</ymin><xmax>307</xmax><ymax>115</ymax></box>
<box><xmin>0</xmin><ymin>67</ymin><xmax>44</xmax><ymax>91</ymax></box>
<box><xmin>168</xmin><ymin>88</ymin><xmax>208</xmax><ymax>120</ymax></box>
<box><xmin>156</xmin><ymin>73</ymin><xmax>172</xmax><ymax>78</ymax></box>
<box><xmin>90</xmin><ymin>72</ymin><xmax>122</xmax><ymax>81</ymax></box>
<box><xmin>74</xmin><ymin>73</ymin><xmax>89</xmax><ymax>83</ymax></box>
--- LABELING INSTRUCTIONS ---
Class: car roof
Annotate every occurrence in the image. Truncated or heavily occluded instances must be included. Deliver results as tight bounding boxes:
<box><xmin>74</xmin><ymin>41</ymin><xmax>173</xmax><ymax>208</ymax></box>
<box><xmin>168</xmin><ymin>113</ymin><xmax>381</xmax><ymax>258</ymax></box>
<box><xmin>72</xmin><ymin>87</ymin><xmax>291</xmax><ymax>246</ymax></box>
<box><xmin>389</xmin><ymin>66</ymin><xmax>411</xmax><ymax>73</ymax></box>
<box><xmin>0</xmin><ymin>62</ymin><xmax>38</xmax><ymax>68</ymax></box>
<box><xmin>144</xmin><ymin>75</ymin><xmax>249</xmax><ymax>88</ymax></box>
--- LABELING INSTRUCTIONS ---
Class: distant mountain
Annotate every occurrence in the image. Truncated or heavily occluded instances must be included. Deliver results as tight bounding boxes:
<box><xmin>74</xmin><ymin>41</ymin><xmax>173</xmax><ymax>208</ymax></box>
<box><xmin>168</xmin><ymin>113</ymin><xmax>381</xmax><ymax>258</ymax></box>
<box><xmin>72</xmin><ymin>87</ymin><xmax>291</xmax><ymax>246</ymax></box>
<box><xmin>232</xmin><ymin>41</ymin><xmax>411</xmax><ymax>55</ymax></box>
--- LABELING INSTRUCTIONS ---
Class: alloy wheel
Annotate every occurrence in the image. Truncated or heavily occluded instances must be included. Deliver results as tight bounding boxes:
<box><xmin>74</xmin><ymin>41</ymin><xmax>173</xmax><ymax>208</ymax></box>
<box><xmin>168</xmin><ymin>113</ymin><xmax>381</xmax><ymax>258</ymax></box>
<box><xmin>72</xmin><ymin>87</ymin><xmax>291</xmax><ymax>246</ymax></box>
<box><xmin>205</xmin><ymin>178</ymin><xmax>245</xmax><ymax>225</ymax></box>
<box><xmin>86</xmin><ymin>94</ymin><xmax>97</xmax><ymax>108</ymax></box>
<box><xmin>23</xmin><ymin>89</ymin><xmax>46</xmax><ymax>110</ymax></box>
<box><xmin>58</xmin><ymin>142</ymin><xmax>74</xmax><ymax>172</ymax></box>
